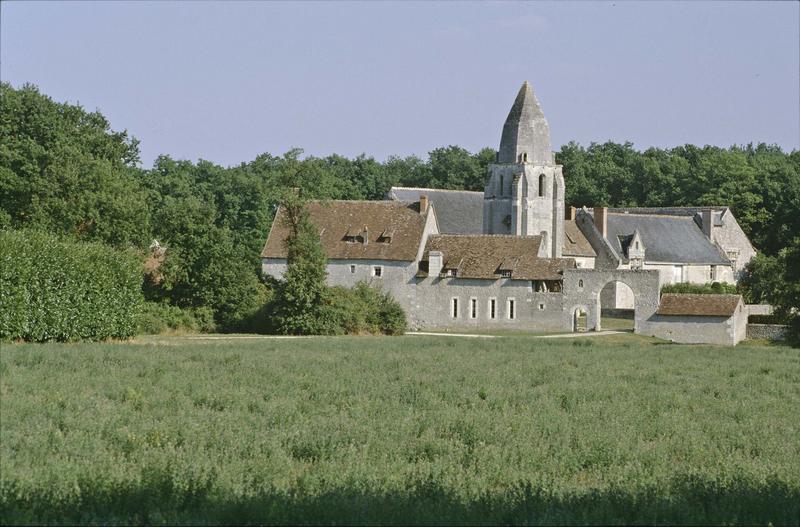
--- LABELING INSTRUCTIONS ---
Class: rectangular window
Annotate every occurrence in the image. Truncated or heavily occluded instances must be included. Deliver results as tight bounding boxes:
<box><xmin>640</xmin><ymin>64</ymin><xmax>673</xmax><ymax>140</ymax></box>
<box><xmin>507</xmin><ymin>298</ymin><xmax>516</xmax><ymax>320</ymax></box>
<box><xmin>710</xmin><ymin>265</ymin><xmax>717</xmax><ymax>281</ymax></box>
<box><xmin>451</xmin><ymin>297</ymin><xmax>459</xmax><ymax>319</ymax></box>
<box><xmin>672</xmin><ymin>265</ymin><xmax>683</xmax><ymax>283</ymax></box>
<box><xmin>470</xmin><ymin>297</ymin><xmax>477</xmax><ymax>319</ymax></box>
<box><xmin>488</xmin><ymin>298</ymin><xmax>496</xmax><ymax>320</ymax></box>
<box><xmin>350</xmin><ymin>265</ymin><xmax>356</xmax><ymax>274</ymax></box>
<box><xmin>373</xmin><ymin>266</ymin><xmax>383</xmax><ymax>277</ymax></box>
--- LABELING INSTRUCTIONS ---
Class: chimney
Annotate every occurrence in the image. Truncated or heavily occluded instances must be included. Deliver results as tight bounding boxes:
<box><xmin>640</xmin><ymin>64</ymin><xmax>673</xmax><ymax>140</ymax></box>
<box><xmin>566</xmin><ymin>206</ymin><xmax>577</xmax><ymax>220</ymax></box>
<box><xmin>428</xmin><ymin>250</ymin><xmax>443</xmax><ymax>277</ymax></box>
<box><xmin>594</xmin><ymin>207</ymin><xmax>608</xmax><ymax>238</ymax></box>
<box><xmin>419</xmin><ymin>195</ymin><xmax>429</xmax><ymax>215</ymax></box>
<box><xmin>702</xmin><ymin>210</ymin><xmax>714</xmax><ymax>239</ymax></box>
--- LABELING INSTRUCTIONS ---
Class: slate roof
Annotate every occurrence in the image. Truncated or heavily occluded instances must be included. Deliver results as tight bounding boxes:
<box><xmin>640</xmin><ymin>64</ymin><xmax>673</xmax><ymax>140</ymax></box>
<box><xmin>420</xmin><ymin>235</ymin><xmax>575</xmax><ymax>280</ymax></box>
<box><xmin>564</xmin><ymin>220</ymin><xmax>596</xmax><ymax>257</ymax></box>
<box><xmin>657</xmin><ymin>293</ymin><xmax>742</xmax><ymax>317</ymax></box>
<box><xmin>387</xmin><ymin>187</ymin><xmax>484</xmax><ymax>234</ymax></box>
<box><xmin>601</xmin><ymin>212</ymin><xmax>729</xmax><ymax>264</ymax></box>
<box><xmin>609</xmin><ymin>206</ymin><xmax>730</xmax><ymax>219</ymax></box>
<box><xmin>609</xmin><ymin>206</ymin><xmax>729</xmax><ymax>227</ymax></box>
<box><xmin>261</xmin><ymin>201</ymin><xmax>428</xmax><ymax>262</ymax></box>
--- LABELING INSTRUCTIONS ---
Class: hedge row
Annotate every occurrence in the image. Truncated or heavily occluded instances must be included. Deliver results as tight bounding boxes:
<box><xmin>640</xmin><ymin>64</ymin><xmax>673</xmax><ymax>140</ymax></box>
<box><xmin>660</xmin><ymin>282</ymin><xmax>739</xmax><ymax>295</ymax></box>
<box><xmin>0</xmin><ymin>230</ymin><xmax>144</xmax><ymax>342</ymax></box>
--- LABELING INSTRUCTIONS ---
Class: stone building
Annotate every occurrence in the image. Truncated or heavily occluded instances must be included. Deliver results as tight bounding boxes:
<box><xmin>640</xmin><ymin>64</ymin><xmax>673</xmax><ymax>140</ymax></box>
<box><xmin>640</xmin><ymin>293</ymin><xmax>748</xmax><ymax>346</ymax></box>
<box><xmin>261</xmin><ymin>81</ymin><xmax>758</xmax><ymax>344</ymax></box>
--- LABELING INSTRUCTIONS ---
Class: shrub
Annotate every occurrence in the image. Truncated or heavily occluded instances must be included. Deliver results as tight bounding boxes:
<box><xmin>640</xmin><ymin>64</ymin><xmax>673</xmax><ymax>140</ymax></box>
<box><xmin>660</xmin><ymin>282</ymin><xmax>738</xmax><ymax>295</ymax></box>
<box><xmin>0</xmin><ymin>229</ymin><xmax>144</xmax><ymax>342</ymax></box>
<box><xmin>317</xmin><ymin>283</ymin><xmax>407</xmax><ymax>336</ymax></box>
<box><xmin>137</xmin><ymin>302</ymin><xmax>216</xmax><ymax>335</ymax></box>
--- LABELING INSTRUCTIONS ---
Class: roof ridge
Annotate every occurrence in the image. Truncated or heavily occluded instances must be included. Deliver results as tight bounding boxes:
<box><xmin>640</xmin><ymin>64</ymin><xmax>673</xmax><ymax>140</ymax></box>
<box><xmin>608</xmin><ymin>212</ymin><xmax>694</xmax><ymax>220</ymax></box>
<box><xmin>431</xmin><ymin>234</ymin><xmax>542</xmax><ymax>239</ymax></box>
<box><xmin>306</xmin><ymin>199</ymin><xmax>415</xmax><ymax>205</ymax></box>
<box><xmin>391</xmin><ymin>186</ymin><xmax>484</xmax><ymax>194</ymax></box>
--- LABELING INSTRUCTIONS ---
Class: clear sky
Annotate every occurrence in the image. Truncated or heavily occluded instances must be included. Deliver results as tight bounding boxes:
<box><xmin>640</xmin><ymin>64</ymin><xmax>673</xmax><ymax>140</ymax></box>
<box><xmin>2</xmin><ymin>1</ymin><xmax>798</xmax><ymax>168</ymax></box>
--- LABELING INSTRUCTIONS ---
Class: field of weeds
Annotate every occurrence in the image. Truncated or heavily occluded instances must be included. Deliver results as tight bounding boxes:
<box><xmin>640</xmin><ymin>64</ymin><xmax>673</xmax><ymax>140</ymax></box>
<box><xmin>1</xmin><ymin>334</ymin><xmax>798</xmax><ymax>525</ymax></box>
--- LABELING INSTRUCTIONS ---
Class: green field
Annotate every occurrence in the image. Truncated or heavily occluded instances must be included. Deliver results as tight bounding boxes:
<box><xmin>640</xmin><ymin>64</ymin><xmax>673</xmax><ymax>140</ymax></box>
<box><xmin>1</xmin><ymin>334</ymin><xmax>799</xmax><ymax>525</ymax></box>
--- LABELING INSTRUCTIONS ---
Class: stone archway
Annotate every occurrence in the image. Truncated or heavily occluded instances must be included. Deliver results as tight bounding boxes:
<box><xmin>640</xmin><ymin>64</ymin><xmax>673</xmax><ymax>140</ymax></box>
<box><xmin>599</xmin><ymin>280</ymin><xmax>635</xmax><ymax>331</ymax></box>
<box><xmin>571</xmin><ymin>305</ymin><xmax>589</xmax><ymax>332</ymax></box>
<box><xmin>563</xmin><ymin>269</ymin><xmax>660</xmax><ymax>334</ymax></box>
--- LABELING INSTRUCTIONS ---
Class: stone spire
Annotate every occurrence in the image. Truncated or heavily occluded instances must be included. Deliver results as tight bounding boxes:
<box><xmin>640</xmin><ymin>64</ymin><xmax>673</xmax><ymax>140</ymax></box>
<box><xmin>498</xmin><ymin>81</ymin><xmax>553</xmax><ymax>165</ymax></box>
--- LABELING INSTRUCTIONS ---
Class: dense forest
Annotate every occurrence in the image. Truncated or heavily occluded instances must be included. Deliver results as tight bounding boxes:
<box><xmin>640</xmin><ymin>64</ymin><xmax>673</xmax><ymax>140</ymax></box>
<box><xmin>1</xmin><ymin>82</ymin><xmax>798</xmax><ymax>335</ymax></box>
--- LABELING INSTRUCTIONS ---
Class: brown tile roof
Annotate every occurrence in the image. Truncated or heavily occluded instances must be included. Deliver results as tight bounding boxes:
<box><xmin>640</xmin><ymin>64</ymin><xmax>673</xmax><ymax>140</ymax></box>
<box><xmin>261</xmin><ymin>201</ymin><xmax>428</xmax><ymax>261</ymax></box>
<box><xmin>657</xmin><ymin>293</ymin><xmax>742</xmax><ymax>317</ymax></box>
<box><xmin>563</xmin><ymin>220</ymin><xmax>596</xmax><ymax>257</ymax></box>
<box><xmin>421</xmin><ymin>235</ymin><xmax>575</xmax><ymax>280</ymax></box>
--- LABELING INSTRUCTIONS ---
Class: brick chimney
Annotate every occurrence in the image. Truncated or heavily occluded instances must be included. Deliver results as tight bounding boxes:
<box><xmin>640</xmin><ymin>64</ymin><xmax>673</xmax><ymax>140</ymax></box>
<box><xmin>566</xmin><ymin>206</ymin><xmax>577</xmax><ymax>220</ymax></box>
<box><xmin>594</xmin><ymin>207</ymin><xmax>608</xmax><ymax>238</ymax></box>
<box><xmin>701</xmin><ymin>209</ymin><xmax>714</xmax><ymax>240</ymax></box>
<box><xmin>419</xmin><ymin>195</ymin><xmax>429</xmax><ymax>215</ymax></box>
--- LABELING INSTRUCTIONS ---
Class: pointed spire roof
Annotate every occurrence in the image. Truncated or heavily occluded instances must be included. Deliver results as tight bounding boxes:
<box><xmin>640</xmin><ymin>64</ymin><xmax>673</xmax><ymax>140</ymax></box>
<box><xmin>498</xmin><ymin>81</ymin><xmax>553</xmax><ymax>165</ymax></box>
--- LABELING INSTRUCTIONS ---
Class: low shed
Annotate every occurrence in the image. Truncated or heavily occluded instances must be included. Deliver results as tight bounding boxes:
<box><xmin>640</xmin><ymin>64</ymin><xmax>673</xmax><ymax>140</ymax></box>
<box><xmin>640</xmin><ymin>293</ymin><xmax>747</xmax><ymax>346</ymax></box>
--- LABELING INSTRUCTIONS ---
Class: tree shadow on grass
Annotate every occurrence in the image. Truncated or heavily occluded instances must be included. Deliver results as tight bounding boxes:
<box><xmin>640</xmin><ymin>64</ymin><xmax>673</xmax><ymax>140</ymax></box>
<box><xmin>2</xmin><ymin>474</ymin><xmax>798</xmax><ymax>526</ymax></box>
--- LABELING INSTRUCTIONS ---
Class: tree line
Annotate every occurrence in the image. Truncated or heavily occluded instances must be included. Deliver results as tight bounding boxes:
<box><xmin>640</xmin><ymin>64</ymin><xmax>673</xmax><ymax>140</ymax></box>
<box><xmin>1</xmin><ymin>82</ymin><xmax>798</xmax><ymax>338</ymax></box>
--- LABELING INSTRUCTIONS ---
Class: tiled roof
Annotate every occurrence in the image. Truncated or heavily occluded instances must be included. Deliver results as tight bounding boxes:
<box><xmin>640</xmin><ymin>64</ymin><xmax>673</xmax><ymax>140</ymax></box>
<box><xmin>602</xmin><ymin>212</ymin><xmax>729</xmax><ymax>264</ymax></box>
<box><xmin>564</xmin><ymin>220</ymin><xmax>596</xmax><ymax>257</ymax></box>
<box><xmin>421</xmin><ymin>234</ymin><xmax>575</xmax><ymax>280</ymax></box>
<box><xmin>657</xmin><ymin>293</ymin><xmax>742</xmax><ymax>317</ymax></box>
<box><xmin>387</xmin><ymin>187</ymin><xmax>484</xmax><ymax>234</ymax></box>
<box><xmin>261</xmin><ymin>201</ymin><xmax>428</xmax><ymax>261</ymax></box>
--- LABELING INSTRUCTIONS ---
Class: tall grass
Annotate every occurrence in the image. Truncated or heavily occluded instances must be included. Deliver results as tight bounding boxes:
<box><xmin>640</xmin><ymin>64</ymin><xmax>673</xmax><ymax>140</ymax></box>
<box><xmin>1</xmin><ymin>335</ymin><xmax>798</xmax><ymax>525</ymax></box>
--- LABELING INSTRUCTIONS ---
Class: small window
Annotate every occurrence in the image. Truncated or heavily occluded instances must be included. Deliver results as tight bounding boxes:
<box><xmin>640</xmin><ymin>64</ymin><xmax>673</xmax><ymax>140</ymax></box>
<box><xmin>635</xmin><ymin>241</ymin><xmax>639</xmax><ymax>250</ymax></box>
<box><xmin>488</xmin><ymin>298</ymin><xmax>496</xmax><ymax>320</ymax></box>
<box><xmin>538</xmin><ymin>174</ymin><xmax>546</xmax><ymax>197</ymax></box>
<box><xmin>373</xmin><ymin>266</ymin><xmax>383</xmax><ymax>278</ymax></box>
<box><xmin>710</xmin><ymin>265</ymin><xmax>717</xmax><ymax>281</ymax></box>
<box><xmin>507</xmin><ymin>298</ymin><xmax>516</xmax><ymax>320</ymax></box>
<box><xmin>350</xmin><ymin>265</ymin><xmax>356</xmax><ymax>274</ymax></box>
<box><xmin>470</xmin><ymin>297</ymin><xmax>478</xmax><ymax>319</ymax></box>
<box><xmin>451</xmin><ymin>297</ymin><xmax>459</xmax><ymax>319</ymax></box>
<box><xmin>539</xmin><ymin>303</ymin><xmax>545</xmax><ymax>310</ymax></box>
<box><xmin>500</xmin><ymin>270</ymin><xmax>512</xmax><ymax>278</ymax></box>
<box><xmin>578</xmin><ymin>279</ymin><xmax>584</xmax><ymax>288</ymax></box>
<box><xmin>499</xmin><ymin>175</ymin><xmax>504</xmax><ymax>196</ymax></box>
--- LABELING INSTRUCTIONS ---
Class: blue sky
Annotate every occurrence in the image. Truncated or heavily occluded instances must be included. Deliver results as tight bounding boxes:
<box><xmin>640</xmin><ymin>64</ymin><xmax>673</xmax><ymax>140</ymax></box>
<box><xmin>2</xmin><ymin>1</ymin><xmax>798</xmax><ymax>167</ymax></box>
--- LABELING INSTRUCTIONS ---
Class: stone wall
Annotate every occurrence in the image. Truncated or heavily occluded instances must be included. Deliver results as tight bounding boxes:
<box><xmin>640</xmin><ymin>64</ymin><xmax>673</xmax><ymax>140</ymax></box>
<box><xmin>407</xmin><ymin>277</ymin><xmax>566</xmax><ymax>331</ymax></box>
<box><xmin>640</xmin><ymin>314</ymin><xmax>741</xmax><ymax>346</ymax></box>
<box><xmin>746</xmin><ymin>324</ymin><xmax>788</xmax><ymax>341</ymax></box>
<box><xmin>746</xmin><ymin>304</ymin><xmax>774</xmax><ymax>316</ymax></box>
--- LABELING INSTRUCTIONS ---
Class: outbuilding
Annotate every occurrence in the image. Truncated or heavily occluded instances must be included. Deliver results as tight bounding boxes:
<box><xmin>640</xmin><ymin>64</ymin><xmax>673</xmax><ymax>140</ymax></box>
<box><xmin>640</xmin><ymin>293</ymin><xmax>748</xmax><ymax>346</ymax></box>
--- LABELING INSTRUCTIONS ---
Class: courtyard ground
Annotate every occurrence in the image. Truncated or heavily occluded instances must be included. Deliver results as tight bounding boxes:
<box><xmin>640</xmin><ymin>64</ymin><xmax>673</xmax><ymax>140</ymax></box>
<box><xmin>1</xmin><ymin>333</ymin><xmax>798</xmax><ymax>525</ymax></box>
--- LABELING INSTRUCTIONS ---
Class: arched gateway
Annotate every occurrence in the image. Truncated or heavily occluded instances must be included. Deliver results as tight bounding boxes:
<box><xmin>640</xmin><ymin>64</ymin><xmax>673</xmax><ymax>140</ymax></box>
<box><xmin>563</xmin><ymin>269</ymin><xmax>660</xmax><ymax>333</ymax></box>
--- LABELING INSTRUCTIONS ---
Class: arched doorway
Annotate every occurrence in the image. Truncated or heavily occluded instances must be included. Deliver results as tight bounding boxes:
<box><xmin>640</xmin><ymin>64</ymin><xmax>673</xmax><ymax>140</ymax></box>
<box><xmin>598</xmin><ymin>280</ymin><xmax>635</xmax><ymax>331</ymax></box>
<box><xmin>572</xmin><ymin>306</ymin><xmax>588</xmax><ymax>332</ymax></box>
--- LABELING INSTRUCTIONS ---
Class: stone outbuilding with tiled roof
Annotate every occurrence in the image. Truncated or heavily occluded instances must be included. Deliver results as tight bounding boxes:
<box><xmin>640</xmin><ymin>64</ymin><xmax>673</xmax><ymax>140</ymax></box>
<box><xmin>639</xmin><ymin>293</ymin><xmax>748</xmax><ymax>345</ymax></box>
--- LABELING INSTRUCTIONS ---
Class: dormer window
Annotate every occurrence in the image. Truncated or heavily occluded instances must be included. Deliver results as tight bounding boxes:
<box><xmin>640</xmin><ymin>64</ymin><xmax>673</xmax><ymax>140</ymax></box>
<box><xmin>378</xmin><ymin>229</ymin><xmax>394</xmax><ymax>244</ymax></box>
<box><xmin>443</xmin><ymin>268</ymin><xmax>457</xmax><ymax>278</ymax></box>
<box><xmin>500</xmin><ymin>270</ymin><xmax>512</xmax><ymax>278</ymax></box>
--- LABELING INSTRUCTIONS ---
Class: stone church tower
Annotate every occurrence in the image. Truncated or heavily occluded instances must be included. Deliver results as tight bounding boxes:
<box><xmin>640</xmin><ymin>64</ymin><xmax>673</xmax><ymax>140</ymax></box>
<box><xmin>483</xmin><ymin>81</ymin><xmax>565</xmax><ymax>258</ymax></box>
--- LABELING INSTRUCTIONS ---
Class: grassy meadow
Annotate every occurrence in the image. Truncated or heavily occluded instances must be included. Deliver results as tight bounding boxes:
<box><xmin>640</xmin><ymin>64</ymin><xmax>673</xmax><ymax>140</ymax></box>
<box><xmin>1</xmin><ymin>334</ymin><xmax>799</xmax><ymax>525</ymax></box>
